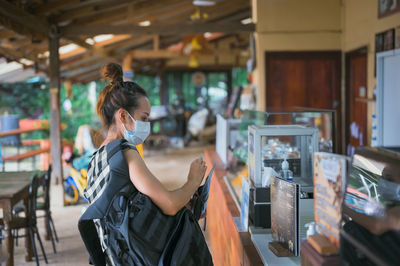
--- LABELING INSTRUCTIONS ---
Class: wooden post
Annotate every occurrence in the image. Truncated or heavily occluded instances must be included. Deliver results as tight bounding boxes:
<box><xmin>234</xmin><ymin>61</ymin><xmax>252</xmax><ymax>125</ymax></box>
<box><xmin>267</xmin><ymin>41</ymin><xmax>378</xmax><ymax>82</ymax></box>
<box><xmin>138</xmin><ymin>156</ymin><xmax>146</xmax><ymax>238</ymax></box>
<box><xmin>123</xmin><ymin>54</ymin><xmax>133</xmax><ymax>81</ymax></box>
<box><xmin>48</xmin><ymin>25</ymin><xmax>63</xmax><ymax>186</ymax></box>
<box><xmin>153</xmin><ymin>34</ymin><xmax>160</xmax><ymax>51</ymax></box>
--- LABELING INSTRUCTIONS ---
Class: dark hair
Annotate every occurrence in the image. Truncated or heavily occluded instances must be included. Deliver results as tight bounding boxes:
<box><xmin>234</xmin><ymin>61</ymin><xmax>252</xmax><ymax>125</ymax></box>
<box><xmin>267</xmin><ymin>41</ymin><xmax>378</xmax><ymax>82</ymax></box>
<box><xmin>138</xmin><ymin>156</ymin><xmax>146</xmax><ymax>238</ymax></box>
<box><xmin>97</xmin><ymin>63</ymin><xmax>148</xmax><ymax>129</ymax></box>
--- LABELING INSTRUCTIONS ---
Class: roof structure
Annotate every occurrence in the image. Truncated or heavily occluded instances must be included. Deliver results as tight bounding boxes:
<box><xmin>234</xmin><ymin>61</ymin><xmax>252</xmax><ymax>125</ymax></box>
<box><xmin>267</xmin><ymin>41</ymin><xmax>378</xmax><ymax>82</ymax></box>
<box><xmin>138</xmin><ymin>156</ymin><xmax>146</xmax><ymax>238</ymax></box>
<box><xmin>0</xmin><ymin>0</ymin><xmax>254</xmax><ymax>83</ymax></box>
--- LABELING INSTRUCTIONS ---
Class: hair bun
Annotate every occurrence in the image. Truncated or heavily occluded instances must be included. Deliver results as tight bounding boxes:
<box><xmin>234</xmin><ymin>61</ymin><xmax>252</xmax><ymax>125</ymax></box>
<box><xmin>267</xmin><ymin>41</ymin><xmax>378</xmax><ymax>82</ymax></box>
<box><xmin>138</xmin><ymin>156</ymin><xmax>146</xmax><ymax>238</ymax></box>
<box><xmin>101</xmin><ymin>63</ymin><xmax>123</xmax><ymax>84</ymax></box>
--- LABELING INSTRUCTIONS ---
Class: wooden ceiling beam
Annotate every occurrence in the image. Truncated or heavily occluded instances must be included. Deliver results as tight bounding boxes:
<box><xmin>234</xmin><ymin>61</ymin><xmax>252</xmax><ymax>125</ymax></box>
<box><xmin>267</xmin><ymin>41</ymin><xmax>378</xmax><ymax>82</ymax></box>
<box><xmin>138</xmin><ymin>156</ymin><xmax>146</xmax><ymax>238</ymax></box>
<box><xmin>33</xmin><ymin>0</ymin><xmax>82</xmax><ymax>14</ymax></box>
<box><xmin>71</xmin><ymin>68</ymin><xmax>101</xmax><ymax>82</ymax></box>
<box><xmin>56</xmin><ymin>4</ymin><xmax>120</xmax><ymax>23</ymax></box>
<box><xmin>61</xmin><ymin>61</ymin><xmax>105</xmax><ymax>78</ymax></box>
<box><xmin>60</xmin><ymin>36</ymin><xmax>152</xmax><ymax>71</ymax></box>
<box><xmin>105</xmin><ymin>36</ymin><xmax>153</xmax><ymax>52</ymax></box>
<box><xmin>0</xmin><ymin>30</ymin><xmax>19</xmax><ymax>39</ymax></box>
<box><xmin>61</xmin><ymin>56</ymin><xmax>105</xmax><ymax>72</ymax></box>
<box><xmin>67</xmin><ymin>36</ymin><xmax>94</xmax><ymax>50</ymax></box>
<box><xmin>131</xmin><ymin>0</ymin><xmax>249</xmax><ymax>29</ymax></box>
<box><xmin>0</xmin><ymin>45</ymin><xmax>39</xmax><ymax>62</ymax></box>
<box><xmin>127</xmin><ymin>47</ymin><xmax>247</xmax><ymax>59</ymax></box>
<box><xmin>0</xmin><ymin>0</ymin><xmax>48</xmax><ymax>35</ymax></box>
<box><xmin>73</xmin><ymin>0</ymin><xmax>184</xmax><ymax>26</ymax></box>
<box><xmin>61</xmin><ymin>23</ymin><xmax>255</xmax><ymax>36</ymax></box>
<box><xmin>0</xmin><ymin>1</ymin><xmax>97</xmax><ymax>62</ymax></box>
<box><xmin>130</xmin><ymin>1</ymin><xmax>195</xmax><ymax>24</ymax></box>
<box><xmin>24</xmin><ymin>40</ymin><xmax>71</xmax><ymax>58</ymax></box>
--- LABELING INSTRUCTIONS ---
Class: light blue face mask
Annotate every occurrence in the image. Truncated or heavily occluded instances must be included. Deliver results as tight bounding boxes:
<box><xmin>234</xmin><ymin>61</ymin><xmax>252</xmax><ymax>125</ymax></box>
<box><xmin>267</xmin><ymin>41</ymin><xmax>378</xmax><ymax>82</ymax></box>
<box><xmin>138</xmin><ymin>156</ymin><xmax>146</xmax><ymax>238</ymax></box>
<box><xmin>122</xmin><ymin>111</ymin><xmax>151</xmax><ymax>146</ymax></box>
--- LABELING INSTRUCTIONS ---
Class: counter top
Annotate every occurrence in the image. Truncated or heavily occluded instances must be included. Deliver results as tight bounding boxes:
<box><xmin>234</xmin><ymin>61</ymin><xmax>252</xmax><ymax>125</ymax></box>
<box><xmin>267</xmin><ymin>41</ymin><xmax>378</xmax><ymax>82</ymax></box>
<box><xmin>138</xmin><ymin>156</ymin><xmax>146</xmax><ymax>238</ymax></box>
<box><xmin>204</xmin><ymin>148</ymin><xmax>302</xmax><ymax>266</ymax></box>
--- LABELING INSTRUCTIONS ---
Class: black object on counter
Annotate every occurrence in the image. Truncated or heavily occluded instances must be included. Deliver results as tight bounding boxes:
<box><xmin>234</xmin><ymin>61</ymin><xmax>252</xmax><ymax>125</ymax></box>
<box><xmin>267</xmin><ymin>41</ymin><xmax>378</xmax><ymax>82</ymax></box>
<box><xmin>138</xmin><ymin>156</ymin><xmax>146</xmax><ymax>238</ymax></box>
<box><xmin>249</xmin><ymin>187</ymin><xmax>271</xmax><ymax>228</ymax></box>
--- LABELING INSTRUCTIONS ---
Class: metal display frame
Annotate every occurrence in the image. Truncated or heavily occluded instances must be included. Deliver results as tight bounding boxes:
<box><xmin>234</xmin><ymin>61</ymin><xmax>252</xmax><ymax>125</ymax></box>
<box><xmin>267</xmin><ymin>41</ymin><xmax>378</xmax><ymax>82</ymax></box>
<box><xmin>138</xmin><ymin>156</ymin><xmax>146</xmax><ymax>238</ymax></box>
<box><xmin>248</xmin><ymin>125</ymin><xmax>319</xmax><ymax>187</ymax></box>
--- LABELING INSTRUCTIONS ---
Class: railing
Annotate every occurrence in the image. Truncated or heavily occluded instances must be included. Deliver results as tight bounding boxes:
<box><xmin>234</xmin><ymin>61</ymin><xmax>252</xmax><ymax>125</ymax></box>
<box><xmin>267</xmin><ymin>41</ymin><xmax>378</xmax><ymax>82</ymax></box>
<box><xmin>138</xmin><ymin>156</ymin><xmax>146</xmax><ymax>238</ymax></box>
<box><xmin>0</xmin><ymin>123</ymin><xmax>50</xmax><ymax>171</ymax></box>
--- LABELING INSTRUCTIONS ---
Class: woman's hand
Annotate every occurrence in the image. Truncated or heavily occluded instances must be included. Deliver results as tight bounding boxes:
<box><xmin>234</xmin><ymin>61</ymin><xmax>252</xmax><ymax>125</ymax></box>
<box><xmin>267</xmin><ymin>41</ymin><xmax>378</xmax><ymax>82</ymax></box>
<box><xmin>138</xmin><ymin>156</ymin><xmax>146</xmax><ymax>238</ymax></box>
<box><xmin>187</xmin><ymin>157</ymin><xmax>207</xmax><ymax>187</ymax></box>
<box><xmin>125</xmin><ymin>149</ymin><xmax>208</xmax><ymax>216</ymax></box>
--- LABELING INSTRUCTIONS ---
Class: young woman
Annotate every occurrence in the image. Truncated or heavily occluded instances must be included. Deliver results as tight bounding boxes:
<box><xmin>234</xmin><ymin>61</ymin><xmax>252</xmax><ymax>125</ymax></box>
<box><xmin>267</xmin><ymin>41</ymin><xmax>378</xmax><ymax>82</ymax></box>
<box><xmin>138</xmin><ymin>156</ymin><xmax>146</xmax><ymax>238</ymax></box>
<box><xmin>82</xmin><ymin>63</ymin><xmax>209</xmax><ymax>265</ymax></box>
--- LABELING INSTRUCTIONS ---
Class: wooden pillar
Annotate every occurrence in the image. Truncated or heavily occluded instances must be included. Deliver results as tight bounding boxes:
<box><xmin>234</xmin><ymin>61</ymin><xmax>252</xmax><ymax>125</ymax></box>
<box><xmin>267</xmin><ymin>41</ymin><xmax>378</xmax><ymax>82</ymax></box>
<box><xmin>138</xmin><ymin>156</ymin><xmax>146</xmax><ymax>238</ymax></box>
<box><xmin>123</xmin><ymin>54</ymin><xmax>133</xmax><ymax>81</ymax></box>
<box><xmin>48</xmin><ymin>25</ymin><xmax>63</xmax><ymax>186</ymax></box>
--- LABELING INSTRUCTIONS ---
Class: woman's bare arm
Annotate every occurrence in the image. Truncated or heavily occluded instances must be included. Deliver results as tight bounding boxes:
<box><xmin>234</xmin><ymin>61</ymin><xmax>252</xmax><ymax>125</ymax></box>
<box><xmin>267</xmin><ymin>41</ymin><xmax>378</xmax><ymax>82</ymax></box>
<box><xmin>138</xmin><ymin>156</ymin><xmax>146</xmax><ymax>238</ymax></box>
<box><xmin>123</xmin><ymin>149</ymin><xmax>206</xmax><ymax>216</ymax></box>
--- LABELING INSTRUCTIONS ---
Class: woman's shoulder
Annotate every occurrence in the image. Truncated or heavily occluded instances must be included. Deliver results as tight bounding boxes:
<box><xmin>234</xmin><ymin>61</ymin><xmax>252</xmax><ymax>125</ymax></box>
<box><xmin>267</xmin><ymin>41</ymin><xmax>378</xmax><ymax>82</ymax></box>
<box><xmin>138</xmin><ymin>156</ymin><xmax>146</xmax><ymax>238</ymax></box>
<box><xmin>102</xmin><ymin>139</ymin><xmax>138</xmax><ymax>162</ymax></box>
<box><xmin>120</xmin><ymin>139</ymin><xmax>138</xmax><ymax>151</ymax></box>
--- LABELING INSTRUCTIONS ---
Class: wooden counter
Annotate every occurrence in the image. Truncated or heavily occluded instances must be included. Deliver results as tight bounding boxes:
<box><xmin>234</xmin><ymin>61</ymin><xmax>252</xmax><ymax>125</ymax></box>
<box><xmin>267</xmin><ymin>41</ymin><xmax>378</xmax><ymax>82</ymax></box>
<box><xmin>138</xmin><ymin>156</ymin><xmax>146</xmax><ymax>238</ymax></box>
<box><xmin>204</xmin><ymin>148</ymin><xmax>263</xmax><ymax>266</ymax></box>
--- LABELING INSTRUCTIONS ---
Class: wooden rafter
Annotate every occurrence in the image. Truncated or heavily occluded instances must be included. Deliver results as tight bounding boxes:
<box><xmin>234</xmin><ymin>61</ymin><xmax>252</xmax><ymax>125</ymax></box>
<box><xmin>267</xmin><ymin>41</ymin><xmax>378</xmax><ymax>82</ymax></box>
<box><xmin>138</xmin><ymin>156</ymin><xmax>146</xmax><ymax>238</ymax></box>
<box><xmin>61</xmin><ymin>56</ymin><xmax>105</xmax><ymax>72</ymax></box>
<box><xmin>0</xmin><ymin>45</ymin><xmax>39</xmax><ymax>62</ymax></box>
<box><xmin>61</xmin><ymin>61</ymin><xmax>105</xmax><ymax>78</ymax></box>
<box><xmin>0</xmin><ymin>0</ymin><xmax>48</xmax><ymax>35</ymax></box>
<box><xmin>0</xmin><ymin>30</ymin><xmax>19</xmax><ymax>40</ymax></box>
<box><xmin>61</xmin><ymin>23</ymin><xmax>255</xmax><ymax>36</ymax></box>
<box><xmin>105</xmin><ymin>36</ymin><xmax>153</xmax><ymax>52</ymax></box>
<box><xmin>72</xmin><ymin>0</ymin><xmax>184</xmax><ymax>26</ymax></box>
<box><xmin>0</xmin><ymin>0</ymin><xmax>252</xmax><ymax>79</ymax></box>
<box><xmin>33</xmin><ymin>0</ymin><xmax>82</xmax><ymax>15</ymax></box>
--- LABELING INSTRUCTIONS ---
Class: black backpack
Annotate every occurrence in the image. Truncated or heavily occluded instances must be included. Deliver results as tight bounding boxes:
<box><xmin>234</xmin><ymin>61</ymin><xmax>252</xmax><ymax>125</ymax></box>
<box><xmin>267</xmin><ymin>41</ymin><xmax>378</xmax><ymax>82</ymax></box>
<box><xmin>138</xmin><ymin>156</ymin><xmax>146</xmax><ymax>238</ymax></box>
<box><xmin>78</xmin><ymin>139</ymin><xmax>213</xmax><ymax>266</ymax></box>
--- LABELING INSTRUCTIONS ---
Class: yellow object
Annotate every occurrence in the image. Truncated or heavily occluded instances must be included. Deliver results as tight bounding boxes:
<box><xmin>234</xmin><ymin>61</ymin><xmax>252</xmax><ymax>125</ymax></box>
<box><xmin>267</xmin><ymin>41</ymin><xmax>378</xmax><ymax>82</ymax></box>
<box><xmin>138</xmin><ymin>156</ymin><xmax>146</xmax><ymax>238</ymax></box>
<box><xmin>190</xmin><ymin>37</ymin><xmax>202</xmax><ymax>51</ymax></box>
<box><xmin>189</xmin><ymin>55</ymin><xmax>199</xmax><ymax>68</ymax></box>
<box><xmin>136</xmin><ymin>144</ymin><xmax>144</xmax><ymax>159</ymax></box>
<box><xmin>231</xmin><ymin>165</ymin><xmax>249</xmax><ymax>186</ymax></box>
<box><xmin>64</xmin><ymin>167</ymin><xmax>88</xmax><ymax>205</ymax></box>
<box><xmin>80</xmin><ymin>168</ymin><xmax>88</xmax><ymax>178</ymax></box>
<box><xmin>191</xmin><ymin>7</ymin><xmax>201</xmax><ymax>20</ymax></box>
<box><xmin>70</xmin><ymin>167</ymin><xmax>88</xmax><ymax>193</ymax></box>
<box><xmin>64</xmin><ymin>184</ymin><xmax>79</xmax><ymax>205</ymax></box>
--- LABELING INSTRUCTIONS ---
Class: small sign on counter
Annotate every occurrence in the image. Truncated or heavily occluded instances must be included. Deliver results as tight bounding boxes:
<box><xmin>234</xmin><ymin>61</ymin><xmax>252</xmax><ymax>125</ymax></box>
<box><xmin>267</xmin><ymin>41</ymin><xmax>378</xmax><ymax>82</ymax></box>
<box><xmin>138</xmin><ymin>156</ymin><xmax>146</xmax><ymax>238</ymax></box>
<box><xmin>313</xmin><ymin>152</ymin><xmax>348</xmax><ymax>249</ymax></box>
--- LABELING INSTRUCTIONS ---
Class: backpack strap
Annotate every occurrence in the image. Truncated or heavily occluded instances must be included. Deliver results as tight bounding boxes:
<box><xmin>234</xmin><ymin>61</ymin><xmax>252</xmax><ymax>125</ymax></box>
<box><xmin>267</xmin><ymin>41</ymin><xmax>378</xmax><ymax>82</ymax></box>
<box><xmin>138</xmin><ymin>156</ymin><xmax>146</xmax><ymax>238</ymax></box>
<box><xmin>107</xmin><ymin>139</ymin><xmax>138</xmax><ymax>161</ymax></box>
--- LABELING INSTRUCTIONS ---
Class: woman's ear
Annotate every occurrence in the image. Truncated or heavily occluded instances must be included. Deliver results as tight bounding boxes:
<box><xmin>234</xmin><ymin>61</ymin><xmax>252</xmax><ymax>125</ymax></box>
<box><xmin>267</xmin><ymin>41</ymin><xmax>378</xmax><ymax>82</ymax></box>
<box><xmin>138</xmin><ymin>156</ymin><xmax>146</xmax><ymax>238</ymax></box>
<box><xmin>116</xmin><ymin>108</ymin><xmax>126</xmax><ymax>124</ymax></box>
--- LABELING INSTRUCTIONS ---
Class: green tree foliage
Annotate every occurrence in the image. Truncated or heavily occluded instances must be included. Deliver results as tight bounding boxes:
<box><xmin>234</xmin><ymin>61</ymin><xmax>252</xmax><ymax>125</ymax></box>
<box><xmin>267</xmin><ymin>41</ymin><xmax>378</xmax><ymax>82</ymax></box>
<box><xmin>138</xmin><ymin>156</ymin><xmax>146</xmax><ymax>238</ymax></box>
<box><xmin>0</xmin><ymin>82</ymin><xmax>49</xmax><ymax>119</ymax></box>
<box><xmin>0</xmin><ymin>76</ymin><xmax>161</xmax><ymax>141</ymax></box>
<box><xmin>134</xmin><ymin>75</ymin><xmax>161</xmax><ymax>106</ymax></box>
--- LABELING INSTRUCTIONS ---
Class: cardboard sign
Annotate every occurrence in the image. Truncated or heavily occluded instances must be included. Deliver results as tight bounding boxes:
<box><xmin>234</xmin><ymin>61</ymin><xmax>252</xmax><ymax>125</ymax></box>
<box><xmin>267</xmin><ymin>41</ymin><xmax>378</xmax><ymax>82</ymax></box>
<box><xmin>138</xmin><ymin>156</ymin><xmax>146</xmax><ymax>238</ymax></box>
<box><xmin>313</xmin><ymin>152</ymin><xmax>347</xmax><ymax>248</ymax></box>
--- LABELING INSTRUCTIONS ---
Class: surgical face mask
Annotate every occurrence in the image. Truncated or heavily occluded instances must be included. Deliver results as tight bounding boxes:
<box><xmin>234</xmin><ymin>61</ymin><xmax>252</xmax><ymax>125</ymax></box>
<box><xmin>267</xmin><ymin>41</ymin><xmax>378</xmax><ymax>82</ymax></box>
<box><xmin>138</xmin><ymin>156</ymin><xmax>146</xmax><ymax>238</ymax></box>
<box><xmin>122</xmin><ymin>111</ymin><xmax>150</xmax><ymax>145</ymax></box>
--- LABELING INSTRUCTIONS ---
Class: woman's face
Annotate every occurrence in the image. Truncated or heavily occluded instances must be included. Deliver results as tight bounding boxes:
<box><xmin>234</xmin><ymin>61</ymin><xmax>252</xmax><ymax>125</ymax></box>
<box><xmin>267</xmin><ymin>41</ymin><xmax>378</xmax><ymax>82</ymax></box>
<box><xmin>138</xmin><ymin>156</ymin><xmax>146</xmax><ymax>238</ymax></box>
<box><xmin>119</xmin><ymin>96</ymin><xmax>151</xmax><ymax>133</ymax></box>
<box><xmin>131</xmin><ymin>96</ymin><xmax>151</xmax><ymax>122</ymax></box>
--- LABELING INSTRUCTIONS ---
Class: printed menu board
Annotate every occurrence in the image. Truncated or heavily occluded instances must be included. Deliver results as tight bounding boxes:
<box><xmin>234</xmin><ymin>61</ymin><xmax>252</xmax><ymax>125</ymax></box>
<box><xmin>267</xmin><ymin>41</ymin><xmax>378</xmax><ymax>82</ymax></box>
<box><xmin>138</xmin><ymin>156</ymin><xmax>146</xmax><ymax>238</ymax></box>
<box><xmin>271</xmin><ymin>176</ymin><xmax>300</xmax><ymax>255</ymax></box>
<box><xmin>313</xmin><ymin>152</ymin><xmax>347</xmax><ymax>248</ymax></box>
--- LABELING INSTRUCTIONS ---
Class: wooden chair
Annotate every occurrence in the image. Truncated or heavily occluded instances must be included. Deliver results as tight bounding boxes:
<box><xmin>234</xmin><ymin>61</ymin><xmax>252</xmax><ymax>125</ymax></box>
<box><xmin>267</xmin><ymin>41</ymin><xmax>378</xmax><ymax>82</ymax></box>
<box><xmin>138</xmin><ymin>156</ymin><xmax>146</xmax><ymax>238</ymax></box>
<box><xmin>36</xmin><ymin>165</ymin><xmax>58</xmax><ymax>253</ymax></box>
<box><xmin>14</xmin><ymin>166</ymin><xmax>58</xmax><ymax>253</ymax></box>
<box><xmin>0</xmin><ymin>176</ymin><xmax>48</xmax><ymax>266</ymax></box>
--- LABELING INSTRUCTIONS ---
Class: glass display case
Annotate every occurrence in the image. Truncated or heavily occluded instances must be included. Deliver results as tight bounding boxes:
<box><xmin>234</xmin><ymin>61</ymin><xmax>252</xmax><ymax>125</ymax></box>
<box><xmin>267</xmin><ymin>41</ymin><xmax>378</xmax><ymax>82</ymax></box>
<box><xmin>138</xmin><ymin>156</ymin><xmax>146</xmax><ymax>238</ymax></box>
<box><xmin>264</xmin><ymin>108</ymin><xmax>337</xmax><ymax>153</ymax></box>
<box><xmin>232</xmin><ymin>108</ymin><xmax>336</xmax><ymax>165</ymax></box>
<box><xmin>245</xmin><ymin>125</ymin><xmax>318</xmax><ymax>229</ymax></box>
<box><xmin>216</xmin><ymin>114</ymin><xmax>241</xmax><ymax>165</ymax></box>
<box><xmin>248</xmin><ymin>125</ymin><xmax>319</xmax><ymax>191</ymax></box>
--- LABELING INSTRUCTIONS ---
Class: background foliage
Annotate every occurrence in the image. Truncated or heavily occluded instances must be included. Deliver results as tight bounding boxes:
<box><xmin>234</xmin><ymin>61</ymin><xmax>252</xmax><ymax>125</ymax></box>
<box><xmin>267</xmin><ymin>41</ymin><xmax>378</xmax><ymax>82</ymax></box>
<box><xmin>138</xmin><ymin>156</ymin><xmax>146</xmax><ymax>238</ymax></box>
<box><xmin>0</xmin><ymin>68</ymin><xmax>248</xmax><ymax>141</ymax></box>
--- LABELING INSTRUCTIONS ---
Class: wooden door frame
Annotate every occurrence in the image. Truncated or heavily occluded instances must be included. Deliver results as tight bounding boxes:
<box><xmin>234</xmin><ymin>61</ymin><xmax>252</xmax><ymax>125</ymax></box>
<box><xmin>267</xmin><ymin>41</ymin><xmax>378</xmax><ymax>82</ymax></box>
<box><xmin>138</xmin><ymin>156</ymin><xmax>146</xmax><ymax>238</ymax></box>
<box><xmin>265</xmin><ymin>51</ymin><xmax>342</xmax><ymax>153</ymax></box>
<box><xmin>345</xmin><ymin>46</ymin><xmax>368</xmax><ymax>151</ymax></box>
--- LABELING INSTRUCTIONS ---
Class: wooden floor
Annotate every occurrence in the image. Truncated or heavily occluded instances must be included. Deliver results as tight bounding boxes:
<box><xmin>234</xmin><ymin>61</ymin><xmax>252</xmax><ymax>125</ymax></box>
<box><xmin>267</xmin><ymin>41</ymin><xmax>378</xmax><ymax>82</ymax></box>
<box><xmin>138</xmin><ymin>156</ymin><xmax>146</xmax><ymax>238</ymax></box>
<box><xmin>10</xmin><ymin>143</ymin><xmax>210</xmax><ymax>266</ymax></box>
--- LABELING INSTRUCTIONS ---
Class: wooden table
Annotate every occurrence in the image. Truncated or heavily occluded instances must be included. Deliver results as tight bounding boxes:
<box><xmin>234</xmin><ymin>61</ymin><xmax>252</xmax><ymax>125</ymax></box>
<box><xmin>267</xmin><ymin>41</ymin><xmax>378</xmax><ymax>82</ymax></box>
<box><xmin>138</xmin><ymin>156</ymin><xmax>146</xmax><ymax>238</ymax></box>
<box><xmin>0</xmin><ymin>171</ymin><xmax>38</xmax><ymax>266</ymax></box>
